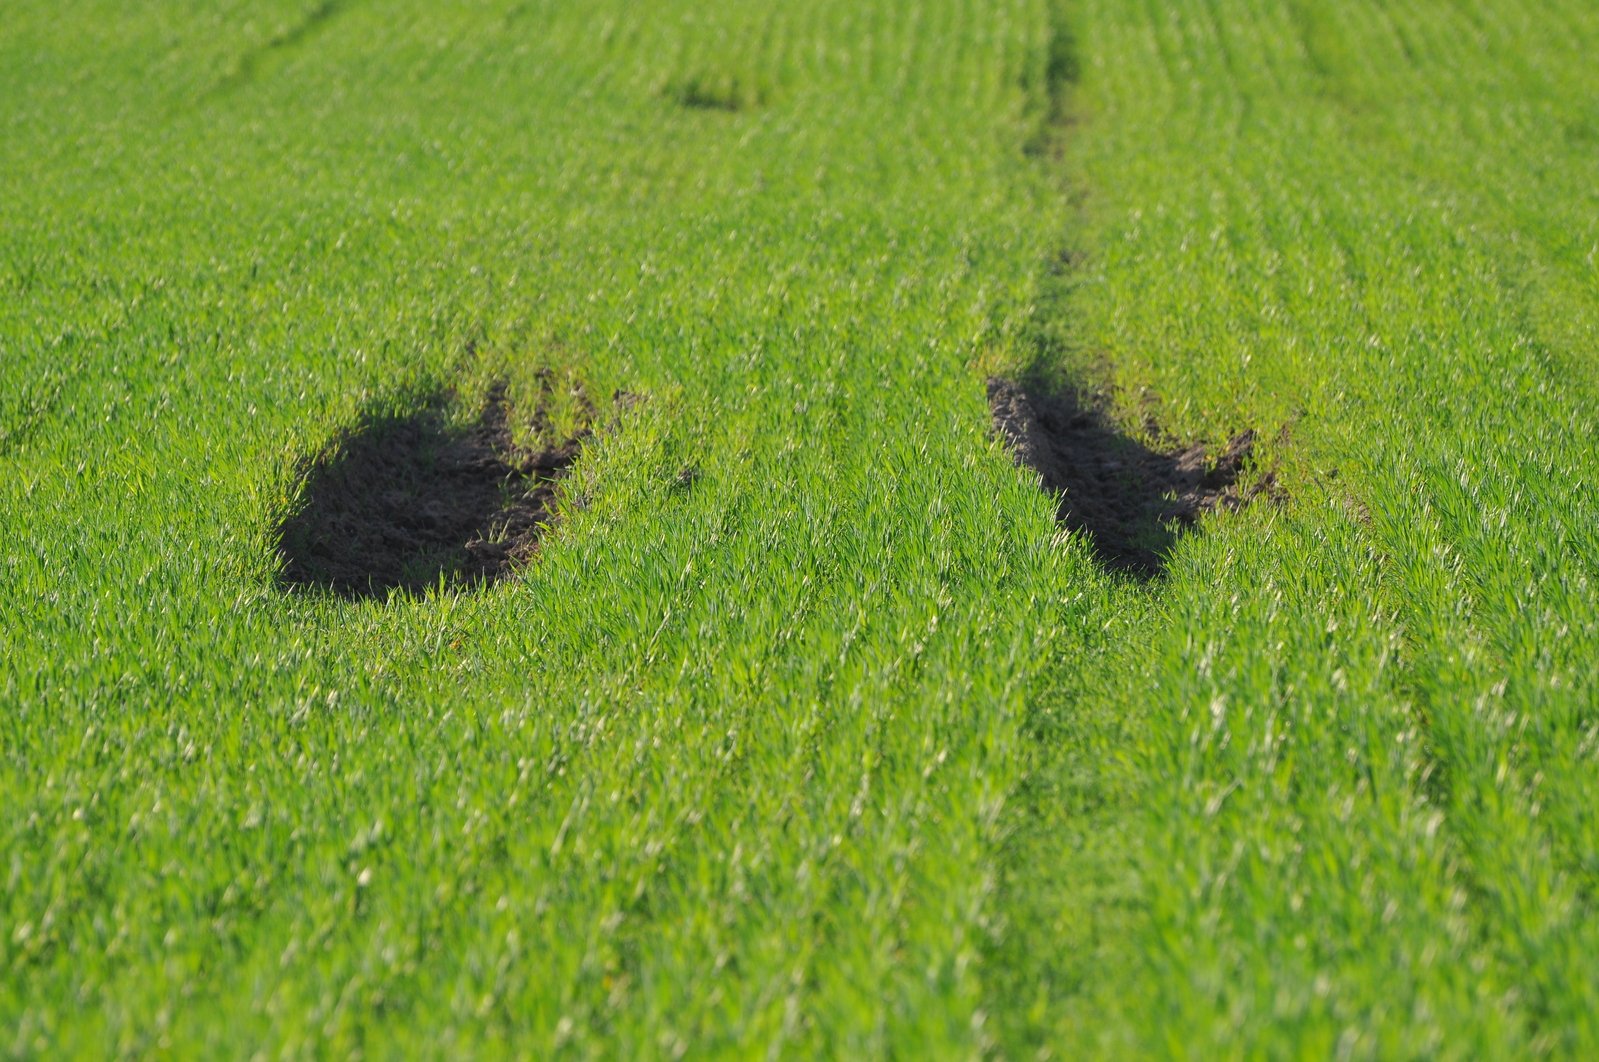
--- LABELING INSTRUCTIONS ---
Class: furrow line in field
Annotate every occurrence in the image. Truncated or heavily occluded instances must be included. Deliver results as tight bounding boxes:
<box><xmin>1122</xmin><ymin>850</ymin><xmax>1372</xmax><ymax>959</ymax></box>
<box><xmin>205</xmin><ymin>0</ymin><xmax>355</xmax><ymax>99</ymax></box>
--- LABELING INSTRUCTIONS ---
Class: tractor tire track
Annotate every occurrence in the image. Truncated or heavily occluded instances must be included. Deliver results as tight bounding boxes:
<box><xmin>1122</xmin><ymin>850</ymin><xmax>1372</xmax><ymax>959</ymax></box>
<box><xmin>206</xmin><ymin>0</ymin><xmax>354</xmax><ymax>99</ymax></box>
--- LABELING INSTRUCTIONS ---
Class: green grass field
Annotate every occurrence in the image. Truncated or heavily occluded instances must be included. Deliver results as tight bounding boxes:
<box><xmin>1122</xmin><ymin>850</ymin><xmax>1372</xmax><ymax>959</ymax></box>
<box><xmin>4</xmin><ymin>0</ymin><xmax>1598</xmax><ymax>1055</ymax></box>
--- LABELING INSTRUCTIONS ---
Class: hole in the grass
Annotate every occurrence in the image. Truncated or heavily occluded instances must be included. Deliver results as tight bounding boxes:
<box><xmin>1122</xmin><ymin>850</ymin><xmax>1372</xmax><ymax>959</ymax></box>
<box><xmin>664</xmin><ymin>72</ymin><xmax>768</xmax><ymax>112</ymax></box>
<box><xmin>274</xmin><ymin>379</ymin><xmax>591</xmax><ymax>599</ymax></box>
<box><xmin>988</xmin><ymin>376</ymin><xmax>1276</xmax><ymax>577</ymax></box>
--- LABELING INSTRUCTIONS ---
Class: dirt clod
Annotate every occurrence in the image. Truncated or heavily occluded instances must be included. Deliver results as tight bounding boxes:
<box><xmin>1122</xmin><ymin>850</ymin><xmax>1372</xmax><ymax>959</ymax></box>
<box><xmin>988</xmin><ymin>377</ymin><xmax>1275</xmax><ymax>576</ymax></box>
<box><xmin>275</xmin><ymin>381</ymin><xmax>589</xmax><ymax>599</ymax></box>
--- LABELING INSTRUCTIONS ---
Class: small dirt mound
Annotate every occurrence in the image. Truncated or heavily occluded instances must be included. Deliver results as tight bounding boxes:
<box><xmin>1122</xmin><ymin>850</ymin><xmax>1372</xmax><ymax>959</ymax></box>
<box><xmin>275</xmin><ymin>381</ymin><xmax>589</xmax><ymax>599</ymax></box>
<box><xmin>988</xmin><ymin>377</ymin><xmax>1275</xmax><ymax>576</ymax></box>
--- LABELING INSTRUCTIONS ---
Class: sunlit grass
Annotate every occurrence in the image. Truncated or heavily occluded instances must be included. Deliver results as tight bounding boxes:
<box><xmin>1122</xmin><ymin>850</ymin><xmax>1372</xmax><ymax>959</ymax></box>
<box><xmin>2</xmin><ymin>0</ymin><xmax>1598</xmax><ymax>1055</ymax></box>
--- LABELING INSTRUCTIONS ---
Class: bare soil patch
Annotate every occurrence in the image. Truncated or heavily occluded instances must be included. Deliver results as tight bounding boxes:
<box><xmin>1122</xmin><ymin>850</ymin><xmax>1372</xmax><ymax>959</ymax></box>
<box><xmin>665</xmin><ymin>72</ymin><xmax>768</xmax><ymax>112</ymax></box>
<box><xmin>988</xmin><ymin>377</ymin><xmax>1275</xmax><ymax>576</ymax></box>
<box><xmin>275</xmin><ymin>380</ymin><xmax>589</xmax><ymax>599</ymax></box>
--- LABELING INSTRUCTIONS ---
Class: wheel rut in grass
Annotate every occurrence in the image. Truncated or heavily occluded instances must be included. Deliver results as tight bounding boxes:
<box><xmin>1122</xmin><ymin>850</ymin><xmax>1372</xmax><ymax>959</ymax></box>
<box><xmin>208</xmin><ymin>0</ymin><xmax>353</xmax><ymax>97</ymax></box>
<box><xmin>274</xmin><ymin>379</ymin><xmax>590</xmax><ymax>599</ymax></box>
<box><xmin>989</xmin><ymin>376</ymin><xmax>1275</xmax><ymax>576</ymax></box>
<box><xmin>664</xmin><ymin>73</ymin><xmax>770</xmax><ymax>113</ymax></box>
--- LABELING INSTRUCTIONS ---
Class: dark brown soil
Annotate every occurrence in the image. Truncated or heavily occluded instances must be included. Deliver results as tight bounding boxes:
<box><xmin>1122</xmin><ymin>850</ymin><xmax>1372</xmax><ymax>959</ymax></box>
<box><xmin>275</xmin><ymin>381</ymin><xmax>589</xmax><ymax>599</ymax></box>
<box><xmin>988</xmin><ymin>377</ymin><xmax>1275</xmax><ymax>576</ymax></box>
